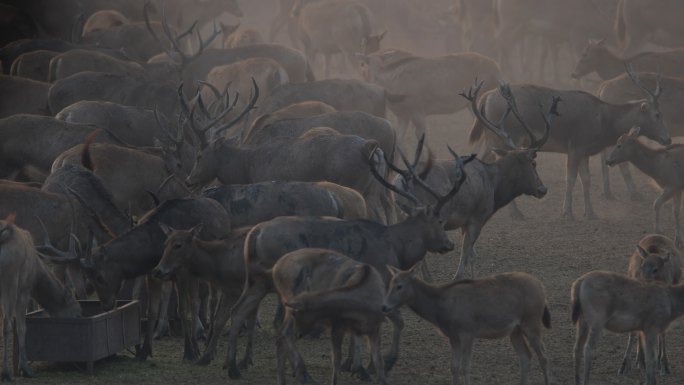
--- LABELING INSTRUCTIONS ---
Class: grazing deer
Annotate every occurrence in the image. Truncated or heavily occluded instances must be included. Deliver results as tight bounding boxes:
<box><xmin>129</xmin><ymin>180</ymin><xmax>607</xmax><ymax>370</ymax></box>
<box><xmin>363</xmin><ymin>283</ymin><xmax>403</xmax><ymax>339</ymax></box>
<box><xmin>273</xmin><ymin>248</ymin><xmax>387</xmax><ymax>385</ymax></box>
<box><xmin>620</xmin><ymin>234</ymin><xmax>682</xmax><ymax>375</ymax></box>
<box><xmin>0</xmin><ymin>213</ymin><xmax>81</xmax><ymax>380</ymax></box>
<box><xmin>606</xmin><ymin>126</ymin><xmax>684</xmax><ymax>245</ymax></box>
<box><xmin>571</xmin><ymin>270</ymin><xmax>684</xmax><ymax>385</ymax></box>
<box><xmin>383</xmin><ymin>265</ymin><xmax>551</xmax><ymax>385</ymax></box>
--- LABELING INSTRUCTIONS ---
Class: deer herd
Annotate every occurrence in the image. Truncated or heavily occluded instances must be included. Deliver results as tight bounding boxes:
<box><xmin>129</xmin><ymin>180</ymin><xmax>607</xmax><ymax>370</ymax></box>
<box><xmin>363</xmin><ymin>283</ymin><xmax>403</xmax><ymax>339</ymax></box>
<box><xmin>2</xmin><ymin>0</ymin><xmax>684</xmax><ymax>385</ymax></box>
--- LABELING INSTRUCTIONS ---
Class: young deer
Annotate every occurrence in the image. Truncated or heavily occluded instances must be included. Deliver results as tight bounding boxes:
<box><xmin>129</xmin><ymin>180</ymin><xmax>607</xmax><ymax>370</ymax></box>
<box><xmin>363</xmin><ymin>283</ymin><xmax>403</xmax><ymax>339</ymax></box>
<box><xmin>606</xmin><ymin>126</ymin><xmax>684</xmax><ymax>245</ymax></box>
<box><xmin>383</xmin><ymin>265</ymin><xmax>551</xmax><ymax>385</ymax></box>
<box><xmin>620</xmin><ymin>234</ymin><xmax>682</xmax><ymax>375</ymax></box>
<box><xmin>571</xmin><ymin>270</ymin><xmax>684</xmax><ymax>385</ymax></box>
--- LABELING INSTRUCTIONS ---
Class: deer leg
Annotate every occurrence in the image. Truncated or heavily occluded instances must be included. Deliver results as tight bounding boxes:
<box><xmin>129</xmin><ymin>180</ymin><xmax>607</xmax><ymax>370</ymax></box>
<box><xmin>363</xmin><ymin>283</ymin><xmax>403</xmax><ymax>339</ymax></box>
<box><xmin>346</xmin><ymin>335</ymin><xmax>370</xmax><ymax>380</ymax></box>
<box><xmin>619</xmin><ymin>333</ymin><xmax>637</xmax><ymax>374</ymax></box>
<box><xmin>369</xmin><ymin>331</ymin><xmax>386</xmax><ymax>385</ymax></box>
<box><xmin>563</xmin><ymin>153</ymin><xmax>581</xmax><ymax>219</ymax></box>
<box><xmin>276</xmin><ymin>313</ymin><xmax>294</xmax><ymax>385</ymax></box>
<box><xmin>15</xmin><ymin>296</ymin><xmax>33</xmax><ymax>378</ymax></box>
<box><xmin>578</xmin><ymin>156</ymin><xmax>597</xmax><ymax>219</ymax></box>
<box><xmin>238</xmin><ymin>310</ymin><xmax>257</xmax><ymax>370</ymax></box>
<box><xmin>461</xmin><ymin>336</ymin><xmax>475</xmax><ymax>385</ymax></box>
<box><xmin>673</xmin><ymin>192</ymin><xmax>682</xmax><ymax>247</ymax></box>
<box><xmin>223</xmin><ymin>283</ymin><xmax>270</xmax><ymax>379</ymax></box>
<box><xmin>449</xmin><ymin>337</ymin><xmax>463</xmax><ymax>385</ymax></box>
<box><xmin>2</xmin><ymin>313</ymin><xmax>11</xmax><ymax>381</ymax></box>
<box><xmin>176</xmin><ymin>276</ymin><xmax>200</xmax><ymax>362</ymax></box>
<box><xmin>599</xmin><ymin>150</ymin><xmax>617</xmax><ymax>200</ymax></box>
<box><xmin>153</xmin><ymin>281</ymin><xmax>173</xmax><ymax>339</ymax></box>
<box><xmin>573</xmin><ymin>320</ymin><xmax>588</xmax><ymax>385</ymax></box>
<box><xmin>455</xmin><ymin>224</ymin><xmax>482</xmax><ymax>279</ymax></box>
<box><xmin>137</xmin><ymin>277</ymin><xmax>162</xmax><ymax>361</ymax></box>
<box><xmin>659</xmin><ymin>333</ymin><xmax>671</xmax><ymax>375</ymax></box>
<box><xmin>653</xmin><ymin>187</ymin><xmax>676</xmax><ymax>235</ymax></box>
<box><xmin>510</xmin><ymin>330</ymin><xmax>531</xmax><ymax>385</ymax></box>
<box><xmin>196</xmin><ymin>291</ymin><xmax>235</xmax><ymax>365</ymax></box>
<box><xmin>582</xmin><ymin>327</ymin><xmax>602</xmax><ymax>385</ymax></box>
<box><xmin>198</xmin><ymin>281</ymin><xmax>209</xmax><ymax>337</ymax></box>
<box><xmin>383</xmin><ymin>309</ymin><xmax>404</xmax><ymax>371</ymax></box>
<box><xmin>523</xmin><ymin>326</ymin><xmax>550</xmax><ymax>385</ymax></box>
<box><xmin>642</xmin><ymin>332</ymin><xmax>658</xmax><ymax>385</ymax></box>
<box><xmin>330</xmin><ymin>323</ymin><xmax>345</xmax><ymax>385</ymax></box>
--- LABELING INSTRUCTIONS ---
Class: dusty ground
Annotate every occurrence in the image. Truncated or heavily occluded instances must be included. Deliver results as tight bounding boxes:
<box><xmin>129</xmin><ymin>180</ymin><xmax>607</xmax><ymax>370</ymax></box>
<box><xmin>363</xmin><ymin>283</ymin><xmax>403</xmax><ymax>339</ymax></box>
<box><xmin>12</xmin><ymin>110</ymin><xmax>684</xmax><ymax>385</ymax></box>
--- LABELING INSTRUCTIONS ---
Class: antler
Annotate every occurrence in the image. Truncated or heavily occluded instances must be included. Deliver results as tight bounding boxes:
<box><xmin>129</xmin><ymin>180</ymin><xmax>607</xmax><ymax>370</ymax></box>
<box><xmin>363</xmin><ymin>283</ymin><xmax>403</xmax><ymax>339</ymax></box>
<box><xmin>624</xmin><ymin>63</ymin><xmax>663</xmax><ymax>106</ymax></box>
<box><xmin>460</xmin><ymin>79</ymin><xmax>517</xmax><ymax>149</ymax></box>
<box><xmin>34</xmin><ymin>215</ymin><xmax>80</xmax><ymax>263</ymax></box>
<box><xmin>144</xmin><ymin>2</ymin><xmax>219</xmax><ymax>70</ymax></box>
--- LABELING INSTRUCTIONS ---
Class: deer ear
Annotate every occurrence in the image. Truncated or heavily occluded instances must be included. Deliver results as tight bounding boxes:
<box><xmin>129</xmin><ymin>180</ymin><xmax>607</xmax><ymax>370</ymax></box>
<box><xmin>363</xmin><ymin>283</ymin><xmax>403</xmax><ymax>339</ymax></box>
<box><xmin>637</xmin><ymin>245</ymin><xmax>649</xmax><ymax>260</ymax></box>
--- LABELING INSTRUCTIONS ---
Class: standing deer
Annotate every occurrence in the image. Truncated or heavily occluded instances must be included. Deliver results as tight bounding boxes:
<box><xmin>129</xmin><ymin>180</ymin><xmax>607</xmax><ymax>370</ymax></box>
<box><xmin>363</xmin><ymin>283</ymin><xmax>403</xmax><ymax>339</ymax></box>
<box><xmin>571</xmin><ymin>270</ymin><xmax>684</xmax><ymax>385</ymax></box>
<box><xmin>399</xmin><ymin>81</ymin><xmax>556</xmax><ymax>277</ymax></box>
<box><xmin>469</xmin><ymin>76</ymin><xmax>669</xmax><ymax>220</ymax></box>
<box><xmin>620</xmin><ymin>234</ymin><xmax>682</xmax><ymax>375</ymax></box>
<box><xmin>273</xmin><ymin>248</ymin><xmax>387</xmax><ymax>385</ymax></box>
<box><xmin>606</xmin><ymin>126</ymin><xmax>684</xmax><ymax>245</ymax></box>
<box><xmin>218</xmin><ymin>150</ymin><xmax>470</xmax><ymax>379</ymax></box>
<box><xmin>383</xmin><ymin>265</ymin><xmax>551</xmax><ymax>385</ymax></box>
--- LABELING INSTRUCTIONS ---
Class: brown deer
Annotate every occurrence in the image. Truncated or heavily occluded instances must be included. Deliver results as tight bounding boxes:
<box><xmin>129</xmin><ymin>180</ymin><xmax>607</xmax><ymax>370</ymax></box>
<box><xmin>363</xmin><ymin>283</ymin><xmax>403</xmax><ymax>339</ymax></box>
<box><xmin>218</xmin><ymin>149</ymin><xmax>470</xmax><ymax>379</ymax></box>
<box><xmin>0</xmin><ymin>213</ymin><xmax>81</xmax><ymax>380</ymax></box>
<box><xmin>383</xmin><ymin>265</ymin><xmax>551</xmax><ymax>385</ymax></box>
<box><xmin>571</xmin><ymin>270</ymin><xmax>684</xmax><ymax>385</ymax></box>
<box><xmin>606</xmin><ymin>126</ymin><xmax>684</xmax><ymax>245</ymax></box>
<box><xmin>273</xmin><ymin>248</ymin><xmax>387</xmax><ymax>385</ymax></box>
<box><xmin>620</xmin><ymin>234</ymin><xmax>682</xmax><ymax>375</ymax></box>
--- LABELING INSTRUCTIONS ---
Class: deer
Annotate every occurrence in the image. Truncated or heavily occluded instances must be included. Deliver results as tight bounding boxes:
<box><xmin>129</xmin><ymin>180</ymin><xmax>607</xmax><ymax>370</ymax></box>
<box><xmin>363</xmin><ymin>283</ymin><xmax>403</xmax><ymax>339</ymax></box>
<box><xmin>357</xmin><ymin>48</ymin><xmax>501</xmax><ymax>142</ymax></box>
<box><xmin>74</xmin><ymin>197</ymin><xmax>232</xmax><ymax>362</ymax></box>
<box><xmin>272</xmin><ymin>248</ymin><xmax>387</xmax><ymax>385</ymax></box>
<box><xmin>0</xmin><ymin>213</ymin><xmax>81</xmax><ymax>381</ymax></box>
<box><xmin>0</xmin><ymin>74</ymin><xmax>49</xmax><ymax>118</ymax></box>
<box><xmin>468</xmin><ymin>73</ymin><xmax>669</xmax><ymax>220</ymax></box>
<box><xmin>383</xmin><ymin>265</ymin><xmax>551</xmax><ymax>385</ymax></box>
<box><xmin>202</xmin><ymin>181</ymin><xmax>368</xmax><ymax>227</ymax></box>
<box><xmin>217</xmin><ymin>149</ymin><xmax>470</xmax><ymax>380</ymax></box>
<box><xmin>9</xmin><ymin>50</ymin><xmax>59</xmax><ymax>82</ymax></box>
<box><xmin>571</xmin><ymin>270</ymin><xmax>684</xmax><ymax>385</ymax></box>
<box><xmin>620</xmin><ymin>234</ymin><xmax>682</xmax><ymax>376</ymax></box>
<box><xmin>244</xmin><ymin>100</ymin><xmax>336</xmax><ymax>140</ymax></box>
<box><xmin>219</xmin><ymin>22</ymin><xmax>263</xmax><ymax>48</ymax></box>
<box><xmin>398</xmin><ymin>80</ymin><xmax>556</xmax><ymax>278</ymax></box>
<box><xmin>614</xmin><ymin>0</ymin><xmax>684</xmax><ymax>57</ymax></box>
<box><xmin>571</xmin><ymin>39</ymin><xmax>684</xmax><ymax>81</ymax></box>
<box><xmin>598</xmin><ymin>70</ymin><xmax>684</xmax><ymax>201</ymax></box>
<box><xmin>291</xmin><ymin>0</ymin><xmax>385</xmax><ymax>78</ymax></box>
<box><xmin>606</xmin><ymin>126</ymin><xmax>684</xmax><ymax>246</ymax></box>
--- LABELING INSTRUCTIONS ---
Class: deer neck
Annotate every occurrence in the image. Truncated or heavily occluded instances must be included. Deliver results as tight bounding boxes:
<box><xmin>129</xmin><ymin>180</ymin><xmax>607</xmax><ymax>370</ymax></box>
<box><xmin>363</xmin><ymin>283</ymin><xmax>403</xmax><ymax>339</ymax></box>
<box><xmin>216</xmin><ymin>145</ymin><xmax>250</xmax><ymax>184</ymax></box>
<box><xmin>185</xmin><ymin>238</ymin><xmax>226</xmax><ymax>281</ymax></box>
<box><xmin>600</xmin><ymin>103</ymin><xmax>642</xmax><ymax>144</ymax></box>
<box><xmin>622</xmin><ymin>142</ymin><xmax>664</xmax><ymax>181</ymax></box>
<box><xmin>596</xmin><ymin>49</ymin><xmax>624</xmax><ymax>80</ymax></box>
<box><xmin>31</xmin><ymin>260</ymin><xmax>70</xmax><ymax>316</ymax></box>
<box><xmin>405</xmin><ymin>278</ymin><xmax>443</xmax><ymax>327</ymax></box>
<box><xmin>491</xmin><ymin>158</ymin><xmax>525</xmax><ymax>210</ymax></box>
<box><xmin>103</xmin><ymin>224</ymin><xmax>164</xmax><ymax>277</ymax></box>
<box><xmin>388</xmin><ymin>219</ymin><xmax>428</xmax><ymax>269</ymax></box>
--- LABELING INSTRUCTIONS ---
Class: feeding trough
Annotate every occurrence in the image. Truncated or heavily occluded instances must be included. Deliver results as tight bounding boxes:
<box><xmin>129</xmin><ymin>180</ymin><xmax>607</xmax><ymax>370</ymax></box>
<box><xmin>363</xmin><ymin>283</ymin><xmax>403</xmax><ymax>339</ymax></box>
<box><xmin>14</xmin><ymin>300</ymin><xmax>141</xmax><ymax>373</ymax></box>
